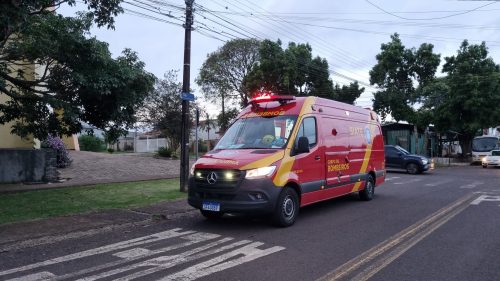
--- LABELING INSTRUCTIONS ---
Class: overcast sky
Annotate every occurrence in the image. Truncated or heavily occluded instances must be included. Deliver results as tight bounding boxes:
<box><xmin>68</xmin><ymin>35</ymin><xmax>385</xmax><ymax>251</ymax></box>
<box><xmin>59</xmin><ymin>0</ymin><xmax>500</xmax><ymax>115</ymax></box>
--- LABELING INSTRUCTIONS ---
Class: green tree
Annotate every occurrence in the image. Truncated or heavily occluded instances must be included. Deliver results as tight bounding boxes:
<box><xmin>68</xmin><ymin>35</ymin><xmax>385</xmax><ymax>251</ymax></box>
<box><xmin>137</xmin><ymin>71</ymin><xmax>193</xmax><ymax>151</ymax></box>
<box><xmin>423</xmin><ymin>41</ymin><xmax>500</xmax><ymax>155</ymax></box>
<box><xmin>244</xmin><ymin>39</ymin><xmax>335</xmax><ymax>98</ymax></box>
<box><xmin>217</xmin><ymin>107</ymin><xmax>239</xmax><ymax>133</ymax></box>
<box><xmin>369</xmin><ymin>34</ymin><xmax>440</xmax><ymax>126</ymax></box>
<box><xmin>332</xmin><ymin>82</ymin><xmax>365</xmax><ymax>105</ymax></box>
<box><xmin>197</xmin><ymin>38</ymin><xmax>260</xmax><ymax>130</ymax></box>
<box><xmin>0</xmin><ymin>1</ymin><xmax>155</xmax><ymax>140</ymax></box>
<box><xmin>200</xmin><ymin>112</ymin><xmax>216</xmax><ymax>151</ymax></box>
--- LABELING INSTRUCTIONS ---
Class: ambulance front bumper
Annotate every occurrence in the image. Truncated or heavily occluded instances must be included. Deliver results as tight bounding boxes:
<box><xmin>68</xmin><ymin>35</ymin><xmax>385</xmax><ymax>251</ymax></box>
<box><xmin>188</xmin><ymin>176</ymin><xmax>282</xmax><ymax>214</ymax></box>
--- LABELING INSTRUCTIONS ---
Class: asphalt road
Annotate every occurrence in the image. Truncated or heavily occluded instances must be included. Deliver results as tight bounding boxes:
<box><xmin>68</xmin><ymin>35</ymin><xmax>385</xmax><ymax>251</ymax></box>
<box><xmin>1</xmin><ymin>166</ymin><xmax>499</xmax><ymax>281</ymax></box>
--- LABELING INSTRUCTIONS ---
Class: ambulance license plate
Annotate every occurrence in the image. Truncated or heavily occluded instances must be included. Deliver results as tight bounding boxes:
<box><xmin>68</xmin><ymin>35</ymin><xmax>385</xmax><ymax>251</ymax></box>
<box><xmin>202</xmin><ymin>201</ymin><xmax>220</xmax><ymax>212</ymax></box>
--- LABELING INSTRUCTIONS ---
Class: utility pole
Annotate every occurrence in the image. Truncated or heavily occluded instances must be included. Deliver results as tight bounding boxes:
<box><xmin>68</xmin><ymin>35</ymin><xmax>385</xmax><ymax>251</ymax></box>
<box><xmin>180</xmin><ymin>0</ymin><xmax>194</xmax><ymax>192</ymax></box>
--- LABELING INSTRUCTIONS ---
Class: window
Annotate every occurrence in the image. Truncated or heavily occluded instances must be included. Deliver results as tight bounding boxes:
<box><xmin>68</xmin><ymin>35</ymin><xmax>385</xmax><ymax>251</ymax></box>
<box><xmin>385</xmin><ymin>148</ymin><xmax>398</xmax><ymax>157</ymax></box>
<box><xmin>296</xmin><ymin>117</ymin><xmax>317</xmax><ymax>148</ymax></box>
<box><xmin>214</xmin><ymin>115</ymin><xmax>297</xmax><ymax>149</ymax></box>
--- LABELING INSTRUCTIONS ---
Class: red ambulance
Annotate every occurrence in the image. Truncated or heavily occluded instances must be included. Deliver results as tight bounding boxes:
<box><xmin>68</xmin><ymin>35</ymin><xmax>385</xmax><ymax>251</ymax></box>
<box><xmin>188</xmin><ymin>93</ymin><xmax>385</xmax><ymax>226</ymax></box>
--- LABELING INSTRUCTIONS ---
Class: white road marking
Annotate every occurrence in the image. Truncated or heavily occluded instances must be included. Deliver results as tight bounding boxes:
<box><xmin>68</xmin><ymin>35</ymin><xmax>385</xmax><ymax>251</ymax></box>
<box><xmin>0</xmin><ymin>228</ymin><xmax>193</xmax><ymax>277</ymax></box>
<box><xmin>56</xmin><ymin>231</ymin><xmax>220</xmax><ymax>280</ymax></box>
<box><xmin>460</xmin><ymin>181</ymin><xmax>484</xmax><ymax>189</ymax></box>
<box><xmin>160</xmin><ymin>242</ymin><xmax>285</xmax><ymax>281</ymax></box>
<box><xmin>113</xmin><ymin>247</ymin><xmax>152</xmax><ymax>259</ymax></box>
<box><xmin>424</xmin><ymin>179</ymin><xmax>453</xmax><ymax>187</ymax></box>
<box><xmin>384</xmin><ymin>177</ymin><xmax>400</xmax><ymax>181</ymax></box>
<box><xmin>3</xmin><ymin>228</ymin><xmax>285</xmax><ymax>281</ymax></box>
<box><xmin>470</xmin><ymin>195</ymin><xmax>500</xmax><ymax>205</ymax></box>
<box><xmin>393</xmin><ymin>178</ymin><xmax>422</xmax><ymax>185</ymax></box>
<box><xmin>111</xmin><ymin>239</ymin><xmax>254</xmax><ymax>281</ymax></box>
<box><xmin>75</xmin><ymin>237</ymin><xmax>238</xmax><ymax>281</ymax></box>
<box><xmin>6</xmin><ymin>272</ymin><xmax>55</xmax><ymax>281</ymax></box>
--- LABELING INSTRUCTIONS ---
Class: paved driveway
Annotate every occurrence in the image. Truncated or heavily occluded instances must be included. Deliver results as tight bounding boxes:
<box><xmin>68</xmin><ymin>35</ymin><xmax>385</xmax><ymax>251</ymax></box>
<box><xmin>0</xmin><ymin>151</ymin><xmax>189</xmax><ymax>192</ymax></box>
<box><xmin>57</xmin><ymin>151</ymin><xmax>183</xmax><ymax>186</ymax></box>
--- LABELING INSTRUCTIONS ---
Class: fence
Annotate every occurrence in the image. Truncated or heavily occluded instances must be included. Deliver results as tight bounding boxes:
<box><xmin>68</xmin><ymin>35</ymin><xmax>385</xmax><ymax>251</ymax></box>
<box><xmin>135</xmin><ymin>138</ymin><xmax>168</xmax><ymax>153</ymax></box>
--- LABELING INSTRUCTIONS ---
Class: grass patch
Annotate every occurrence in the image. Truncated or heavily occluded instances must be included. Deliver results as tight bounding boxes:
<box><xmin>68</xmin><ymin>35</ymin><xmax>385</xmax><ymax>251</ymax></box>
<box><xmin>0</xmin><ymin>179</ymin><xmax>185</xmax><ymax>225</ymax></box>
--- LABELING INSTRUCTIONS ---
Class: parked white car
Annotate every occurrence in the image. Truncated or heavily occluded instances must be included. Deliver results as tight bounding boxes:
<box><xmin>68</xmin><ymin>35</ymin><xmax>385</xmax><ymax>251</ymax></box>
<box><xmin>482</xmin><ymin>150</ymin><xmax>500</xmax><ymax>168</ymax></box>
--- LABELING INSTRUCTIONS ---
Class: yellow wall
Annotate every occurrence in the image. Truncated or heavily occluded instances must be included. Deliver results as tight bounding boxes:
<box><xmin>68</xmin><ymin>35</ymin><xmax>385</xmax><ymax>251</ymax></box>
<box><xmin>0</xmin><ymin>76</ymin><xmax>36</xmax><ymax>148</ymax></box>
<box><xmin>0</xmin><ymin>122</ymin><xmax>35</xmax><ymax>148</ymax></box>
<box><xmin>63</xmin><ymin>134</ymin><xmax>80</xmax><ymax>150</ymax></box>
<box><xmin>1</xmin><ymin>58</ymin><xmax>79</xmax><ymax>150</ymax></box>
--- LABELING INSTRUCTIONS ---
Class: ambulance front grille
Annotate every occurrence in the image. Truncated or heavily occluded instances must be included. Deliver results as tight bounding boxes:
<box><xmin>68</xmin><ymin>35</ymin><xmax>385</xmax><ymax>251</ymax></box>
<box><xmin>193</xmin><ymin>169</ymin><xmax>243</xmax><ymax>190</ymax></box>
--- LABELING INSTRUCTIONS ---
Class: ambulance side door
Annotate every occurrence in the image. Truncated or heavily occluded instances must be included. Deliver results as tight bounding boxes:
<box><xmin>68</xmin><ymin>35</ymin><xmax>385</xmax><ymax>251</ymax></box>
<box><xmin>292</xmin><ymin>116</ymin><xmax>325</xmax><ymax>190</ymax></box>
<box><xmin>324</xmin><ymin>118</ymin><xmax>351</xmax><ymax>191</ymax></box>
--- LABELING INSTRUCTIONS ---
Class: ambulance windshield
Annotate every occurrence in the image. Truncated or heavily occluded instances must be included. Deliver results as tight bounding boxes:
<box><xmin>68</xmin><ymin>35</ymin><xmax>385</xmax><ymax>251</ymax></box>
<box><xmin>214</xmin><ymin>116</ymin><xmax>297</xmax><ymax>149</ymax></box>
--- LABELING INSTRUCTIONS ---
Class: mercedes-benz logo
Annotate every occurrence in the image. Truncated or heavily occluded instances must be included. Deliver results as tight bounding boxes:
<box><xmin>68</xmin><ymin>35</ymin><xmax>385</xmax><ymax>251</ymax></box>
<box><xmin>207</xmin><ymin>172</ymin><xmax>217</xmax><ymax>184</ymax></box>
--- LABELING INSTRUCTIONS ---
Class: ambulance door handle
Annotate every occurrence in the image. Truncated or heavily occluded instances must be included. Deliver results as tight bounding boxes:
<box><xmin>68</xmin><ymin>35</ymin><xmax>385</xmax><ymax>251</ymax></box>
<box><xmin>315</xmin><ymin>155</ymin><xmax>321</xmax><ymax>161</ymax></box>
<box><xmin>345</xmin><ymin>156</ymin><xmax>350</xmax><ymax>163</ymax></box>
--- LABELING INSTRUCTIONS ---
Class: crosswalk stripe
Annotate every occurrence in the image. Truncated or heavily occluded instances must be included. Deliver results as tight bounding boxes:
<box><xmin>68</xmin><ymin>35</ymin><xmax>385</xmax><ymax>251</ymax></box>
<box><xmin>0</xmin><ymin>228</ymin><xmax>193</xmax><ymax>277</ymax></box>
<box><xmin>56</xmin><ymin>232</ymin><xmax>221</xmax><ymax>280</ymax></box>
<box><xmin>3</xmin><ymin>228</ymin><xmax>285</xmax><ymax>281</ymax></box>
<box><xmin>159</xmin><ymin>242</ymin><xmax>285</xmax><ymax>281</ymax></box>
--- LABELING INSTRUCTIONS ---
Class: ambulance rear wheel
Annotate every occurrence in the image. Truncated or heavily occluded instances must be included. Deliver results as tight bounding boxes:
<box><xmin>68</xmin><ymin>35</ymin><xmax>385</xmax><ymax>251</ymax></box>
<box><xmin>200</xmin><ymin>210</ymin><xmax>224</xmax><ymax>219</ymax></box>
<box><xmin>359</xmin><ymin>175</ymin><xmax>374</xmax><ymax>201</ymax></box>
<box><xmin>272</xmin><ymin>187</ymin><xmax>299</xmax><ymax>227</ymax></box>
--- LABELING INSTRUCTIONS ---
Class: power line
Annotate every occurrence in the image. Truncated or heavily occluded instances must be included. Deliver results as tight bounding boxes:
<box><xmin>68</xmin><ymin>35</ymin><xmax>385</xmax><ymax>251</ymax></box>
<box><xmin>124</xmin><ymin>0</ymin><xmax>184</xmax><ymax>22</ymax></box>
<box><xmin>235</xmin><ymin>0</ymin><xmax>375</xmax><ymax>71</ymax></box>
<box><xmin>194</xmin><ymin>3</ymin><xmax>263</xmax><ymax>39</ymax></box>
<box><xmin>224</xmin><ymin>0</ymin><xmax>374</xmax><ymax>83</ymax></box>
<box><xmin>123</xmin><ymin>8</ymin><xmax>183</xmax><ymax>27</ymax></box>
<box><xmin>251</xmin><ymin>18</ymin><xmax>500</xmax><ymax>47</ymax></box>
<box><xmin>365</xmin><ymin>0</ymin><xmax>496</xmax><ymax>20</ymax></box>
<box><xmin>197</xmin><ymin>7</ymin><xmax>500</xmax><ymax>16</ymax></box>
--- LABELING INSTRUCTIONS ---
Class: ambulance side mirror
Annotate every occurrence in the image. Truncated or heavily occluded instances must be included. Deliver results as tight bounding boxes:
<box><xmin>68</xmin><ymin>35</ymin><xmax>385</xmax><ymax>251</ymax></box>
<box><xmin>296</xmin><ymin>136</ymin><xmax>310</xmax><ymax>154</ymax></box>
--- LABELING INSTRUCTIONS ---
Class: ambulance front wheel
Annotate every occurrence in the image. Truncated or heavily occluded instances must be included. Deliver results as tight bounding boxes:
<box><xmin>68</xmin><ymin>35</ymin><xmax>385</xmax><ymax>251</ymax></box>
<box><xmin>272</xmin><ymin>187</ymin><xmax>299</xmax><ymax>227</ymax></box>
<box><xmin>359</xmin><ymin>175</ymin><xmax>375</xmax><ymax>201</ymax></box>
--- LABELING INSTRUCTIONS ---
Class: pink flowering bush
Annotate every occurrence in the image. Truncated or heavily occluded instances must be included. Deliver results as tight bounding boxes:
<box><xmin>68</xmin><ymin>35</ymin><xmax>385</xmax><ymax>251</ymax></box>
<box><xmin>42</xmin><ymin>135</ymin><xmax>72</xmax><ymax>168</ymax></box>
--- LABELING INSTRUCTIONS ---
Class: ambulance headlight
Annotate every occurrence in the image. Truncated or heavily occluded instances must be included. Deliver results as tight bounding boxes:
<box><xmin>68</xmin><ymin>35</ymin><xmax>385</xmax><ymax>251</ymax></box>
<box><xmin>245</xmin><ymin>166</ymin><xmax>276</xmax><ymax>179</ymax></box>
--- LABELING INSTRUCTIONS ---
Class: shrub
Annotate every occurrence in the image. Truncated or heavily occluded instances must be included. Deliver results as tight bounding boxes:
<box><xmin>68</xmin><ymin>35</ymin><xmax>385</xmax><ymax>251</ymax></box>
<box><xmin>79</xmin><ymin>135</ymin><xmax>105</xmax><ymax>152</ymax></box>
<box><xmin>157</xmin><ymin>147</ymin><xmax>172</xmax><ymax>157</ymax></box>
<box><xmin>42</xmin><ymin>135</ymin><xmax>72</xmax><ymax>168</ymax></box>
<box><xmin>107</xmin><ymin>148</ymin><xmax>115</xmax><ymax>153</ymax></box>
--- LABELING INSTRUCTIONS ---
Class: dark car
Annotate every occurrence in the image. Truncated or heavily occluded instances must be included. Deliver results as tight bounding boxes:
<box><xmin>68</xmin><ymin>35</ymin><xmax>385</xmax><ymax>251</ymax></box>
<box><xmin>384</xmin><ymin>145</ymin><xmax>430</xmax><ymax>174</ymax></box>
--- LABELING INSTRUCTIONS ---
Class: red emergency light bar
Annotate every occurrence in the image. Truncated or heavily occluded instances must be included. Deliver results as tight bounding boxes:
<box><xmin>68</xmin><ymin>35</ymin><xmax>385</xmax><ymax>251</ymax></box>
<box><xmin>250</xmin><ymin>92</ymin><xmax>295</xmax><ymax>105</ymax></box>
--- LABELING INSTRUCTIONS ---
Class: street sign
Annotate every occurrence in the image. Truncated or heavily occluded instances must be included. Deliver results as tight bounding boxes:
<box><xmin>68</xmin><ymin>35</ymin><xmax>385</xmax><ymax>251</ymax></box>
<box><xmin>181</xmin><ymin>92</ymin><xmax>195</xmax><ymax>101</ymax></box>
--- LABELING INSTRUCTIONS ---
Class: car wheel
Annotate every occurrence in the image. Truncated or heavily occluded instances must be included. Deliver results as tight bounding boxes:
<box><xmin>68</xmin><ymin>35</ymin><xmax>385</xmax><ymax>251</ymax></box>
<box><xmin>272</xmin><ymin>187</ymin><xmax>299</xmax><ymax>227</ymax></box>
<box><xmin>482</xmin><ymin>164</ymin><xmax>487</xmax><ymax>168</ymax></box>
<box><xmin>359</xmin><ymin>175</ymin><xmax>375</xmax><ymax>201</ymax></box>
<box><xmin>200</xmin><ymin>210</ymin><xmax>224</xmax><ymax>219</ymax></box>
<box><xmin>406</xmin><ymin>163</ymin><xmax>419</xmax><ymax>174</ymax></box>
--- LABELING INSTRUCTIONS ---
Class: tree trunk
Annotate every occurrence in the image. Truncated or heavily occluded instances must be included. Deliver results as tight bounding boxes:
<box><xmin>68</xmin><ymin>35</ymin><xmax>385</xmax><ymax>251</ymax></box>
<box><xmin>207</xmin><ymin>127</ymin><xmax>210</xmax><ymax>151</ymax></box>
<box><xmin>459</xmin><ymin>133</ymin><xmax>473</xmax><ymax>158</ymax></box>
<box><xmin>221</xmin><ymin>96</ymin><xmax>226</xmax><ymax>132</ymax></box>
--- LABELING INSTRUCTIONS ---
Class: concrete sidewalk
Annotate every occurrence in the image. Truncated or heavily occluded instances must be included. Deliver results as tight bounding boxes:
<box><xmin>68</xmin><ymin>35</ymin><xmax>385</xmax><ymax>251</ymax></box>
<box><xmin>0</xmin><ymin>151</ymin><xmax>191</xmax><ymax>193</ymax></box>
